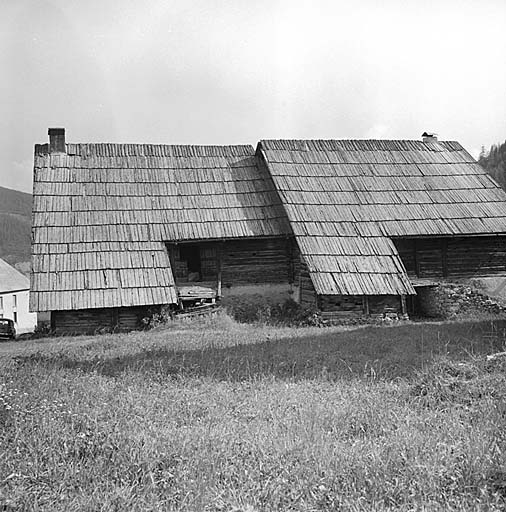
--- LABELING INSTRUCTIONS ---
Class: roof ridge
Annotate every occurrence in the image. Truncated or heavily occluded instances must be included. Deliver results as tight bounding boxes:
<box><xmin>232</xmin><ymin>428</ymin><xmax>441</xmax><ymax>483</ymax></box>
<box><xmin>258</xmin><ymin>138</ymin><xmax>460</xmax><ymax>145</ymax></box>
<box><xmin>35</xmin><ymin>143</ymin><xmax>256</xmax><ymax>157</ymax></box>
<box><xmin>258</xmin><ymin>139</ymin><xmax>464</xmax><ymax>152</ymax></box>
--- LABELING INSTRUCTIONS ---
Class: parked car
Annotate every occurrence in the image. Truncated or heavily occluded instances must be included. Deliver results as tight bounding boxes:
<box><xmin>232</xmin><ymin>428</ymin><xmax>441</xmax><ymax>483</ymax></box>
<box><xmin>0</xmin><ymin>318</ymin><xmax>16</xmax><ymax>340</ymax></box>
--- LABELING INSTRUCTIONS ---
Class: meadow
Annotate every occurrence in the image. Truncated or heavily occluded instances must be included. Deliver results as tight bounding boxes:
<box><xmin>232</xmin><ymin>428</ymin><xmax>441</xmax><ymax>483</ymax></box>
<box><xmin>1</xmin><ymin>316</ymin><xmax>506</xmax><ymax>511</ymax></box>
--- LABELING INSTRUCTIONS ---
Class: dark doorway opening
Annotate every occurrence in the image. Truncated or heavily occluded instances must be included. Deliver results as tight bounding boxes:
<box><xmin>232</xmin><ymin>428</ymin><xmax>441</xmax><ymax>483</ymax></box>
<box><xmin>406</xmin><ymin>294</ymin><xmax>417</xmax><ymax>316</ymax></box>
<box><xmin>179</xmin><ymin>244</ymin><xmax>202</xmax><ymax>282</ymax></box>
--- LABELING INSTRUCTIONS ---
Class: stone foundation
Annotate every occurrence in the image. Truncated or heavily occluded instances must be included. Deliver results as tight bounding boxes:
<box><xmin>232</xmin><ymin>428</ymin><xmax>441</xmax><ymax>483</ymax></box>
<box><xmin>416</xmin><ymin>283</ymin><xmax>506</xmax><ymax>319</ymax></box>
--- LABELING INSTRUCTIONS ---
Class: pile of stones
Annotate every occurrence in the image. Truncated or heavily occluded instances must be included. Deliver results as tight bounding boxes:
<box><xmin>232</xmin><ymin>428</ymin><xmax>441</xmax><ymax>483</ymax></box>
<box><xmin>418</xmin><ymin>283</ymin><xmax>506</xmax><ymax>319</ymax></box>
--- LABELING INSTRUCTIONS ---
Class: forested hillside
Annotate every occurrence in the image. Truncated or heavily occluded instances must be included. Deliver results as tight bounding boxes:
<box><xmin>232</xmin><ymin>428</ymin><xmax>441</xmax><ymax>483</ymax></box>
<box><xmin>0</xmin><ymin>186</ymin><xmax>31</xmax><ymax>270</ymax></box>
<box><xmin>479</xmin><ymin>140</ymin><xmax>506</xmax><ymax>189</ymax></box>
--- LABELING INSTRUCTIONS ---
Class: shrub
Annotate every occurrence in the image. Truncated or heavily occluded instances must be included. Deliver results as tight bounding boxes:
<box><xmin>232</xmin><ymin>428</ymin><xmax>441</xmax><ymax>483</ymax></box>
<box><xmin>223</xmin><ymin>297</ymin><xmax>324</xmax><ymax>326</ymax></box>
<box><xmin>141</xmin><ymin>305</ymin><xmax>175</xmax><ymax>329</ymax></box>
<box><xmin>32</xmin><ymin>321</ymin><xmax>54</xmax><ymax>338</ymax></box>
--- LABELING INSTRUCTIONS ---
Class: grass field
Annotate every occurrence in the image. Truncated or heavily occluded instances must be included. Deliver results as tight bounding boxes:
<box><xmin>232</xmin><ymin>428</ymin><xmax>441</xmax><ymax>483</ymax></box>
<box><xmin>1</xmin><ymin>316</ymin><xmax>506</xmax><ymax>511</ymax></box>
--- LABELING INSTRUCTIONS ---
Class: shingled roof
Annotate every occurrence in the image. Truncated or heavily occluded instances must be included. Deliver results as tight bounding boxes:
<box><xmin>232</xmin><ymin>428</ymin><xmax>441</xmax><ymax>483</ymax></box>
<box><xmin>0</xmin><ymin>258</ymin><xmax>29</xmax><ymax>294</ymax></box>
<box><xmin>259</xmin><ymin>139</ymin><xmax>506</xmax><ymax>296</ymax></box>
<box><xmin>31</xmin><ymin>142</ymin><xmax>290</xmax><ymax>312</ymax></box>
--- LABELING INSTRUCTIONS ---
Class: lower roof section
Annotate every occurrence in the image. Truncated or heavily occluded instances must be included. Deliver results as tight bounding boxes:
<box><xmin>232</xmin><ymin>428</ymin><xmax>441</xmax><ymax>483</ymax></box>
<box><xmin>308</xmin><ymin>265</ymin><xmax>415</xmax><ymax>296</ymax></box>
<box><xmin>299</xmin><ymin>234</ymin><xmax>416</xmax><ymax>295</ymax></box>
<box><xmin>30</xmin><ymin>241</ymin><xmax>177</xmax><ymax>312</ymax></box>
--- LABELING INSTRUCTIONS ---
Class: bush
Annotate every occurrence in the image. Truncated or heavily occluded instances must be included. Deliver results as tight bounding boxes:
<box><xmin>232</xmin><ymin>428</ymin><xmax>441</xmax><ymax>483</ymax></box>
<box><xmin>223</xmin><ymin>298</ymin><xmax>324</xmax><ymax>327</ymax></box>
<box><xmin>32</xmin><ymin>321</ymin><xmax>54</xmax><ymax>338</ymax></box>
<box><xmin>141</xmin><ymin>306</ymin><xmax>175</xmax><ymax>329</ymax></box>
<box><xmin>141</xmin><ymin>305</ymin><xmax>239</xmax><ymax>331</ymax></box>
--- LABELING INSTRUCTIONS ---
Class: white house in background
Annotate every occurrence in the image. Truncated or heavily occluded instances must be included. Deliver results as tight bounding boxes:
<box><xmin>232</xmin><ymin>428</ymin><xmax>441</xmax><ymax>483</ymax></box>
<box><xmin>0</xmin><ymin>258</ymin><xmax>37</xmax><ymax>334</ymax></box>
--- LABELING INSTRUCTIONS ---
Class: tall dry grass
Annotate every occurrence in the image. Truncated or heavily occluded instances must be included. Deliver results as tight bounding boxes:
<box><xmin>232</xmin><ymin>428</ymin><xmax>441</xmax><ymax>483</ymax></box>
<box><xmin>1</xmin><ymin>317</ymin><xmax>506</xmax><ymax>511</ymax></box>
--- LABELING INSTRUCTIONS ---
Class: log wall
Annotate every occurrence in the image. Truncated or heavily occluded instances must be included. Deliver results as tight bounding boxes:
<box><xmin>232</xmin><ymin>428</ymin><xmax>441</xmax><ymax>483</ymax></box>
<box><xmin>318</xmin><ymin>295</ymin><xmax>363</xmax><ymax>314</ymax></box>
<box><xmin>169</xmin><ymin>237</ymin><xmax>292</xmax><ymax>288</ymax></box>
<box><xmin>317</xmin><ymin>294</ymin><xmax>403</xmax><ymax>321</ymax></box>
<box><xmin>51</xmin><ymin>306</ymin><xmax>149</xmax><ymax>334</ymax></box>
<box><xmin>394</xmin><ymin>236</ymin><xmax>506</xmax><ymax>280</ymax></box>
<box><xmin>447</xmin><ymin>237</ymin><xmax>506</xmax><ymax>277</ymax></box>
<box><xmin>221</xmin><ymin>238</ymin><xmax>291</xmax><ymax>286</ymax></box>
<box><xmin>291</xmin><ymin>243</ymin><xmax>317</xmax><ymax>306</ymax></box>
<box><xmin>368</xmin><ymin>295</ymin><xmax>403</xmax><ymax>315</ymax></box>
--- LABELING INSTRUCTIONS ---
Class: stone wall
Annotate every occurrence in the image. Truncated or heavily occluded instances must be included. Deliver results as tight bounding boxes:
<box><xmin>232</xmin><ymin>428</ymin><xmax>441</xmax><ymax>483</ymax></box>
<box><xmin>416</xmin><ymin>283</ymin><xmax>506</xmax><ymax>319</ymax></box>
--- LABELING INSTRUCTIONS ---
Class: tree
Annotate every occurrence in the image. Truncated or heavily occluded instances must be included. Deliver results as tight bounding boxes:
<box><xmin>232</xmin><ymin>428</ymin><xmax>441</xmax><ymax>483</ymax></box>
<box><xmin>479</xmin><ymin>140</ymin><xmax>506</xmax><ymax>190</ymax></box>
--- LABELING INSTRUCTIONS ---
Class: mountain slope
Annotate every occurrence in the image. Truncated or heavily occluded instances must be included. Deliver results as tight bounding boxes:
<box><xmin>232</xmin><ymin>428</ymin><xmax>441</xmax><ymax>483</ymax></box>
<box><xmin>0</xmin><ymin>186</ymin><xmax>32</xmax><ymax>267</ymax></box>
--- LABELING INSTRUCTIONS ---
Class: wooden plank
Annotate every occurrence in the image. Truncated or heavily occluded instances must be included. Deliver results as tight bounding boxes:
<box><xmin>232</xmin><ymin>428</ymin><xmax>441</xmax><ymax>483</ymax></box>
<box><xmin>441</xmin><ymin>238</ymin><xmax>448</xmax><ymax>277</ymax></box>
<box><xmin>217</xmin><ymin>242</ymin><xmax>222</xmax><ymax>297</ymax></box>
<box><xmin>363</xmin><ymin>296</ymin><xmax>369</xmax><ymax>315</ymax></box>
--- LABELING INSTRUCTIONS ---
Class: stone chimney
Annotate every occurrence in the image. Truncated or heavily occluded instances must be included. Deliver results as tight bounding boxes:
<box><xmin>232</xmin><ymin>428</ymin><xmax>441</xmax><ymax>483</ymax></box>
<box><xmin>422</xmin><ymin>131</ymin><xmax>438</xmax><ymax>143</ymax></box>
<box><xmin>48</xmin><ymin>128</ymin><xmax>66</xmax><ymax>153</ymax></box>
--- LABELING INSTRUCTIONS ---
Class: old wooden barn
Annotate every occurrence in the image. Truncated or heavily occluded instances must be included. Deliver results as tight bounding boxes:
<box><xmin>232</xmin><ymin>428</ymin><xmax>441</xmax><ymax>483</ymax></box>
<box><xmin>30</xmin><ymin>129</ymin><xmax>506</xmax><ymax>332</ymax></box>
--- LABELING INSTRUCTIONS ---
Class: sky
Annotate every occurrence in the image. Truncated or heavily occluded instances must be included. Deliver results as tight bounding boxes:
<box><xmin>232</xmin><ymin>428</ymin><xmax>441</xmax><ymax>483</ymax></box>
<box><xmin>1</xmin><ymin>0</ymin><xmax>506</xmax><ymax>193</ymax></box>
